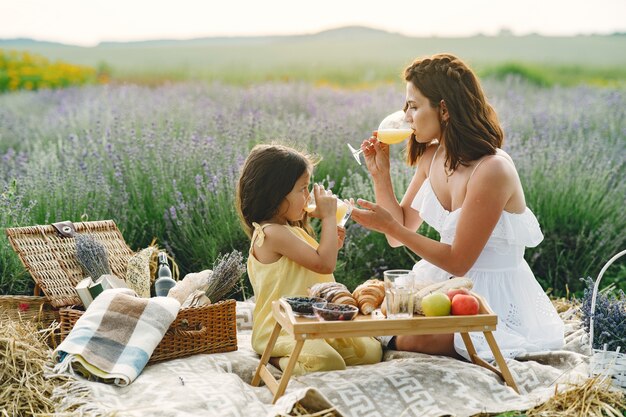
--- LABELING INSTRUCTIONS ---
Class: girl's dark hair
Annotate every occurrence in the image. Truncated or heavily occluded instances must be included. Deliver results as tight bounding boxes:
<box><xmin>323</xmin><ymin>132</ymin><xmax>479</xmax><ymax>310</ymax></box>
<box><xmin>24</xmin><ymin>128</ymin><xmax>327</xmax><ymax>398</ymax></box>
<box><xmin>403</xmin><ymin>53</ymin><xmax>503</xmax><ymax>170</ymax></box>
<box><xmin>236</xmin><ymin>144</ymin><xmax>319</xmax><ymax>238</ymax></box>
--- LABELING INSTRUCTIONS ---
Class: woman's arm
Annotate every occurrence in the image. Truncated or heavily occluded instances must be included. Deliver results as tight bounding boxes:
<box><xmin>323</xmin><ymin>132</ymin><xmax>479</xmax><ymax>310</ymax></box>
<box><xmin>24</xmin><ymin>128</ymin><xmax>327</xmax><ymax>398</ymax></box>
<box><xmin>352</xmin><ymin>157</ymin><xmax>516</xmax><ymax>276</ymax></box>
<box><xmin>362</xmin><ymin>138</ymin><xmax>432</xmax><ymax>247</ymax></box>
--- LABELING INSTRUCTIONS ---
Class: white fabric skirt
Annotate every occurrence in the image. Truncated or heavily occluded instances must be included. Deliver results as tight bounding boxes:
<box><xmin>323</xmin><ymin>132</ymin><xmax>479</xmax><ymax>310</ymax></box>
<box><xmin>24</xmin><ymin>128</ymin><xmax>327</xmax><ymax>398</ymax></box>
<box><xmin>412</xmin><ymin>259</ymin><xmax>565</xmax><ymax>361</ymax></box>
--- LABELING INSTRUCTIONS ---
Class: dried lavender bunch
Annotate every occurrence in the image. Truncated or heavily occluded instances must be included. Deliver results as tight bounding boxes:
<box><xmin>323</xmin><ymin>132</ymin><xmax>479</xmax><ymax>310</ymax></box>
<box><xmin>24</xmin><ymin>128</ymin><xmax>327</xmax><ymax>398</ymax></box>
<box><xmin>580</xmin><ymin>276</ymin><xmax>626</xmax><ymax>351</ymax></box>
<box><xmin>205</xmin><ymin>250</ymin><xmax>246</xmax><ymax>303</ymax></box>
<box><xmin>75</xmin><ymin>234</ymin><xmax>112</xmax><ymax>281</ymax></box>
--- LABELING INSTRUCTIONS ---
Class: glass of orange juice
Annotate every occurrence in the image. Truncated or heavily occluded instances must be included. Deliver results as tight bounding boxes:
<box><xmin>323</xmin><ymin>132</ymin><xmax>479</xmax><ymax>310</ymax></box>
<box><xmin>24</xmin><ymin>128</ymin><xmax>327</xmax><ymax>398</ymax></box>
<box><xmin>304</xmin><ymin>189</ymin><xmax>352</xmax><ymax>227</ymax></box>
<box><xmin>347</xmin><ymin>110</ymin><xmax>413</xmax><ymax>165</ymax></box>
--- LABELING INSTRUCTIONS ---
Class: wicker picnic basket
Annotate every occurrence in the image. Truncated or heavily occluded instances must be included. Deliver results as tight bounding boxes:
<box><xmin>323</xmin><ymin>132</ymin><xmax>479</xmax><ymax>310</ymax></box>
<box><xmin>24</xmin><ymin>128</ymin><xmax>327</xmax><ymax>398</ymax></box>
<box><xmin>588</xmin><ymin>249</ymin><xmax>626</xmax><ymax>388</ymax></box>
<box><xmin>59</xmin><ymin>299</ymin><xmax>237</xmax><ymax>363</ymax></box>
<box><xmin>0</xmin><ymin>294</ymin><xmax>58</xmax><ymax>326</ymax></box>
<box><xmin>5</xmin><ymin>220</ymin><xmax>237</xmax><ymax>363</ymax></box>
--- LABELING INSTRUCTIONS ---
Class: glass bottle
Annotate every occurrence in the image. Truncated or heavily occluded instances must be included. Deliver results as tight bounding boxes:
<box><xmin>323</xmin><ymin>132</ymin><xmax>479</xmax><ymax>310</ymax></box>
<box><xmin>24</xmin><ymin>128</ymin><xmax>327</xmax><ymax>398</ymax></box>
<box><xmin>155</xmin><ymin>252</ymin><xmax>176</xmax><ymax>296</ymax></box>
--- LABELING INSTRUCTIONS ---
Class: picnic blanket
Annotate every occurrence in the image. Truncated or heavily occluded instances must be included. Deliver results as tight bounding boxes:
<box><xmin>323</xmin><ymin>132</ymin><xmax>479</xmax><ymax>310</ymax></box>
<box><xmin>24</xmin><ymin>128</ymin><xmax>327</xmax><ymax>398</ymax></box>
<box><xmin>53</xmin><ymin>288</ymin><xmax>180</xmax><ymax>386</ymax></box>
<box><xmin>50</xmin><ymin>301</ymin><xmax>591</xmax><ymax>417</ymax></box>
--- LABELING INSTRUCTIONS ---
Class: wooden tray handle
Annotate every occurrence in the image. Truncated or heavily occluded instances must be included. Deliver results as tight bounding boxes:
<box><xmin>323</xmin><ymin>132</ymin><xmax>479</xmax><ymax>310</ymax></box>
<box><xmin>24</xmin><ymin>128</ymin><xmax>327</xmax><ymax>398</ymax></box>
<box><xmin>471</xmin><ymin>291</ymin><xmax>495</xmax><ymax>315</ymax></box>
<box><xmin>274</xmin><ymin>298</ymin><xmax>297</xmax><ymax>323</ymax></box>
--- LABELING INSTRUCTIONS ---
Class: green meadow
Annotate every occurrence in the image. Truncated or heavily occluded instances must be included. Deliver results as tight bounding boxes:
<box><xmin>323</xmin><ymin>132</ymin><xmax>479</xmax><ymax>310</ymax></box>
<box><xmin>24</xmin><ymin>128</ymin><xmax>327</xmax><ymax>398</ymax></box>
<box><xmin>4</xmin><ymin>27</ymin><xmax>626</xmax><ymax>86</ymax></box>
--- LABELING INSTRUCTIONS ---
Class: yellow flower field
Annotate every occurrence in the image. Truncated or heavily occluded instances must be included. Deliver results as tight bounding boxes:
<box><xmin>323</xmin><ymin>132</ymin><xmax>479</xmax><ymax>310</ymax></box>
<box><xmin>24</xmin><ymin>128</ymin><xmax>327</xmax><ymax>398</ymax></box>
<box><xmin>0</xmin><ymin>49</ymin><xmax>101</xmax><ymax>92</ymax></box>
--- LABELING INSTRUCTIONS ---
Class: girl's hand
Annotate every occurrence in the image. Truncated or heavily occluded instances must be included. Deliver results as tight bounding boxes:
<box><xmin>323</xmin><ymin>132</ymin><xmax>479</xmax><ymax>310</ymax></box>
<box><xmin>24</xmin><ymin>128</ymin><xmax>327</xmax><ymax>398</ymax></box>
<box><xmin>337</xmin><ymin>226</ymin><xmax>346</xmax><ymax>249</ymax></box>
<box><xmin>313</xmin><ymin>184</ymin><xmax>337</xmax><ymax>221</ymax></box>
<box><xmin>350</xmin><ymin>198</ymin><xmax>397</xmax><ymax>234</ymax></box>
<box><xmin>361</xmin><ymin>132</ymin><xmax>390</xmax><ymax>178</ymax></box>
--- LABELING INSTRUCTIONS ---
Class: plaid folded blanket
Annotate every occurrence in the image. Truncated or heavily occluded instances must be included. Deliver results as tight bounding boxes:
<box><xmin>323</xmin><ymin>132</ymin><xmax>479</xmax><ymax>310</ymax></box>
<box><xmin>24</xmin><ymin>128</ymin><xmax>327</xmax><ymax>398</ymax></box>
<box><xmin>53</xmin><ymin>288</ymin><xmax>180</xmax><ymax>386</ymax></box>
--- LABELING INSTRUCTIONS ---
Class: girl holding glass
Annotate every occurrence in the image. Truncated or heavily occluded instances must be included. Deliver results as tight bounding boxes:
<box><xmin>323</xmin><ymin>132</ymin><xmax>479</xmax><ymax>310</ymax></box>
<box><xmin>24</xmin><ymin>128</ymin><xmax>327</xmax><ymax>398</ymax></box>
<box><xmin>237</xmin><ymin>144</ymin><xmax>381</xmax><ymax>374</ymax></box>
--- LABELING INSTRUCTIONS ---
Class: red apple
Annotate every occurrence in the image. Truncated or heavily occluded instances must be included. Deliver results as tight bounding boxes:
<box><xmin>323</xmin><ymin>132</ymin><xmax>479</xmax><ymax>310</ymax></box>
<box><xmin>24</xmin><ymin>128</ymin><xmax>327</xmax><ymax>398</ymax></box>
<box><xmin>447</xmin><ymin>288</ymin><xmax>470</xmax><ymax>302</ymax></box>
<box><xmin>450</xmin><ymin>294</ymin><xmax>480</xmax><ymax>315</ymax></box>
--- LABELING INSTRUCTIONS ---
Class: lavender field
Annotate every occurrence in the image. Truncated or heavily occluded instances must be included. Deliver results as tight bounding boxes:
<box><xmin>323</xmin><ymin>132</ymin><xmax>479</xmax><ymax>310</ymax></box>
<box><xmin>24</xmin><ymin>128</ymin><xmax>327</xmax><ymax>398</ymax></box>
<box><xmin>0</xmin><ymin>79</ymin><xmax>624</xmax><ymax>297</ymax></box>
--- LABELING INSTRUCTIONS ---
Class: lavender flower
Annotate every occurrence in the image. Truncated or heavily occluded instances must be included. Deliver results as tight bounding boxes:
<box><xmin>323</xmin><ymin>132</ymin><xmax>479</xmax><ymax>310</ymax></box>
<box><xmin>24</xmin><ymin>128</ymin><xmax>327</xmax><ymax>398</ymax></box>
<box><xmin>580</xmin><ymin>277</ymin><xmax>626</xmax><ymax>351</ymax></box>
<box><xmin>205</xmin><ymin>250</ymin><xmax>246</xmax><ymax>302</ymax></box>
<box><xmin>0</xmin><ymin>80</ymin><xmax>623</xmax><ymax>297</ymax></box>
<box><xmin>75</xmin><ymin>234</ymin><xmax>112</xmax><ymax>281</ymax></box>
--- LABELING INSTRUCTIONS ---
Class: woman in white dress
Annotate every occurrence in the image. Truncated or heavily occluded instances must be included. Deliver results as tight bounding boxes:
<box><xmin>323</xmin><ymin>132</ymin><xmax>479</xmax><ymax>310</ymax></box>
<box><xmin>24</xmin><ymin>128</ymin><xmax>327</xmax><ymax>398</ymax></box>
<box><xmin>351</xmin><ymin>53</ymin><xmax>564</xmax><ymax>360</ymax></box>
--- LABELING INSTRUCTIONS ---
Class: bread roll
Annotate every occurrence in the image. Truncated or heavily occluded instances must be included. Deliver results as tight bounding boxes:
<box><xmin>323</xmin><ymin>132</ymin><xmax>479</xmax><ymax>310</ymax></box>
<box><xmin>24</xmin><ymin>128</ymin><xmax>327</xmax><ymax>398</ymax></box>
<box><xmin>308</xmin><ymin>282</ymin><xmax>358</xmax><ymax>308</ymax></box>
<box><xmin>352</xmin><ymin>279</ymin><xmax>385</xmax><ymax>315</ymax></box>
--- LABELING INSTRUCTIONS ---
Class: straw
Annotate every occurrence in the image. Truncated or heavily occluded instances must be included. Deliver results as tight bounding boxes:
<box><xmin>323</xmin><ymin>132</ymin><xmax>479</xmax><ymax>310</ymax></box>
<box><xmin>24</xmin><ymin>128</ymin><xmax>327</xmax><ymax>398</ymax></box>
<box><xmin>0</xmin><ymin>312</ymin><xmax>87</xmax><ymax>415</ymax></box>
<box><xmin>551</xmin><ymin>296</ymin><xmax>581</xmax><ymax>316</ymax></box>
<box><xmin>526</xmin><ymin>375</ymin><xmax>626</xmax><ymax>417</ymax></box>
<box><xmin>288</xmin><ymin>402</ymin><xmax>339</xmax><ymax>417</ymax></box>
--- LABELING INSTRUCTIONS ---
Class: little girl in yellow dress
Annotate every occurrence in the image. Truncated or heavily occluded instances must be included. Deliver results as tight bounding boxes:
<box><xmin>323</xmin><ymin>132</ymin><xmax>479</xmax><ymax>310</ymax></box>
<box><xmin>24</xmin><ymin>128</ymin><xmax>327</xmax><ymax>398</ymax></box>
<box><xmin>236</xmin><ymin>144</ymin><xmax>382</xmax><ymax>375</ymax></box>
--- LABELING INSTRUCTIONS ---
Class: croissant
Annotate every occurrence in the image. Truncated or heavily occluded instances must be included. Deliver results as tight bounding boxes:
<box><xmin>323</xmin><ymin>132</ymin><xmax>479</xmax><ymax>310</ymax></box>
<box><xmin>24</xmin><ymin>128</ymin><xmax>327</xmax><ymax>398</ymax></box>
<box><xmin>309</xmin><ymin>282</ymin><xmax>358</xmax><ymax>308</ymax></box>
<box><xmin>352</xmin><ymin>279</ymin><xmax>385</xmax><ymax>315</ymax></box>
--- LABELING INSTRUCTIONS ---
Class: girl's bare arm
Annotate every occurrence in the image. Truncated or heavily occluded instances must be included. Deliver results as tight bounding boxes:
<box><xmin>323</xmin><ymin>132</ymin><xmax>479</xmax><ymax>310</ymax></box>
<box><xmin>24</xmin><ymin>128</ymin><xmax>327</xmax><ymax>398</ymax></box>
<box><xmin>261</xmin><ymin>220</ymin><xmax>338</xmax><ymax>274</ymax></box>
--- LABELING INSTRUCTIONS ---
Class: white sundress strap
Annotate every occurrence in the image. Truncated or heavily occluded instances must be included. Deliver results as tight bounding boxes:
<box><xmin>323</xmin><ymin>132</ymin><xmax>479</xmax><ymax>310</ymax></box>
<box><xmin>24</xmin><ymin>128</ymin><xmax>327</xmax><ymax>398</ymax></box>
<box><xmin>466</xmin><ymin>153</ymin><xmax>515</xmax><ymax>187</ymax></box>
<box><xmin>467</xmin><ymin>157</ymin><xmax>489</xmax><ymax>186</ymax></box>
<box><xmin>427</xmin><ymin>146</ymin><xmax>440</xmax><ymax>179</ymax></box>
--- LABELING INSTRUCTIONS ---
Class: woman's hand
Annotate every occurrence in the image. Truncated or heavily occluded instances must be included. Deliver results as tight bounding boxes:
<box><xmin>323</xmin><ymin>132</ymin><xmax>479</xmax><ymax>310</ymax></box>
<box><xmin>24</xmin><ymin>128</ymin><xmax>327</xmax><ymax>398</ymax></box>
<box><xmin>350</xmin><ymin>198</ymin><xmax>397</xmax><ymax>235</ymax></box>
<box><xmin>362</xmin><ymin>132</ymin><xmax>390</xmax><ymax>178</ymax></box>
<box><xmin>337</xmin><ymin>226</ymin><xmax>346</xmax><ymax>249</ymax></box>
<box><xmin>312</xmin><ymin>184</ymin><xmax>337</xmax><ymax>221</ymax></box>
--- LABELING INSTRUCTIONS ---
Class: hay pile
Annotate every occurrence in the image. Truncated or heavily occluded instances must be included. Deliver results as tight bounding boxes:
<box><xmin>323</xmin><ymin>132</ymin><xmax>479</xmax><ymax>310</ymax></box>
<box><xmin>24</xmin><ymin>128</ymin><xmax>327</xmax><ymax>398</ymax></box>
<box><xmin>523</xmin><ymin>297</ymin><xmax>625</xmax><ymax>416</ymax></box>
<box><xmin>526</xmin><ymin>376</ymin><xmax>625</xmax><ymax>417</ymax></box>
<box><xmin>288</xmin><ymin>402</ymin><xmax>338</xmax><ymax>417</ymax></box>
<box><xmin>0</xmin><ymin>313</ymin><xmax>85</xmax><ymax>416</ymax></box>
<box><xmin>551</xmin><ymin>296</ymin><xmax>581</xmax><ymax>316</ymax></box>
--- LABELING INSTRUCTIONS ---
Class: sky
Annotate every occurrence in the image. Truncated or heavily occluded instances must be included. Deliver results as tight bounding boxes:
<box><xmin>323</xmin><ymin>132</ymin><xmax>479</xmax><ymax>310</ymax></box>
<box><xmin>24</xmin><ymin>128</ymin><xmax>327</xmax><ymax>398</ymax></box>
<box><xmin>2</xmin><ymin>0</ymin><xmax>625</xmax><ymax>47</ymax></box>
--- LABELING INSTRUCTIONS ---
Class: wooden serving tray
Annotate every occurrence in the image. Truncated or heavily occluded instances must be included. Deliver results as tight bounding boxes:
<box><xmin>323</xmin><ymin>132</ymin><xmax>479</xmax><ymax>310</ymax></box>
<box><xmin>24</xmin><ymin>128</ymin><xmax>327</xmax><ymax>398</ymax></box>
<box><xmin>252</xmin><ymin>293</ymin><xmax>518</xmax><ymax>403</ymax></box>
<box><xmin>274</xmin><ymin>294</ymin><xmax>498</xmax><ymax>340</ymax></box>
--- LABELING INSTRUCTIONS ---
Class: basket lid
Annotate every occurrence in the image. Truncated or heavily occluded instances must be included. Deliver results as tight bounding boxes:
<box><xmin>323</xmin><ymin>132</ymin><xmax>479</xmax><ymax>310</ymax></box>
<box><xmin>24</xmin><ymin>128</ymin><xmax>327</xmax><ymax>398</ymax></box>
<box><xmin>5</xmin><ymin>220</ymin><xmax>134</xmax><ymax>308</ymax></box>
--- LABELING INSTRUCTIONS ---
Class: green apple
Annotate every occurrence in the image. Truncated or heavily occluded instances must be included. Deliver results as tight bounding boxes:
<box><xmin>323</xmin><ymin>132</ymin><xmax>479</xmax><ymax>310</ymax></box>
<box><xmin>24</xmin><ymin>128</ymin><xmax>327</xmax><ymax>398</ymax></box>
<box><xmin>421</xmin><ymin>292</ymin><xmax>451</xmax><ymax>316</ymax></box>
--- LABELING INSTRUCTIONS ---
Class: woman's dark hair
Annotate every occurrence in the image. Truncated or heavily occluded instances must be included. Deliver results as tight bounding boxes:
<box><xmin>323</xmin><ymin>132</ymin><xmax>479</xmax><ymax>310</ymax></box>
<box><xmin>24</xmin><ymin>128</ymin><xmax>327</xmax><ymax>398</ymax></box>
<box><xmin>236</xmin><ymin>144</ymin><xmax>319</xmax><ymax>238</ymax></box>
<box><xmin>403</xmin><ymin>53</ymin><xmax>503</xmax><ymax>170</ymax></box>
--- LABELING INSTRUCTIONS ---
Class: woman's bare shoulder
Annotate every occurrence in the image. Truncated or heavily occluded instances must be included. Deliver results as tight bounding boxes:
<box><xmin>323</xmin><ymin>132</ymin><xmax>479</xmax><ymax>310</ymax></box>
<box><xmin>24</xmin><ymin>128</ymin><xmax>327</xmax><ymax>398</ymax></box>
<box><xmin>468</xmin><ymin>151</ymin><xmax>525</xmax><ymax>212</ymax></box>
<box><xmin>495</xmin><ymin>148</ymin><xmax>516</xmax><ymax>165</ymax></box>
<box><xmin>471</xmin><ymin>153</ymin><xmax>518</xmax><ymax>187</ymax></box>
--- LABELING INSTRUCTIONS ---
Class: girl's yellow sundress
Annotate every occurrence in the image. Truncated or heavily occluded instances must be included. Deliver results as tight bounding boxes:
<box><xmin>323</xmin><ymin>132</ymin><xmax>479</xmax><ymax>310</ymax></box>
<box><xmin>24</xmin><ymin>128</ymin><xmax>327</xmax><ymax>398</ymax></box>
<box><xmin>248</xmin><ymin>222</ymin><xmax>381</xmax><ymax>375</ymax></box>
